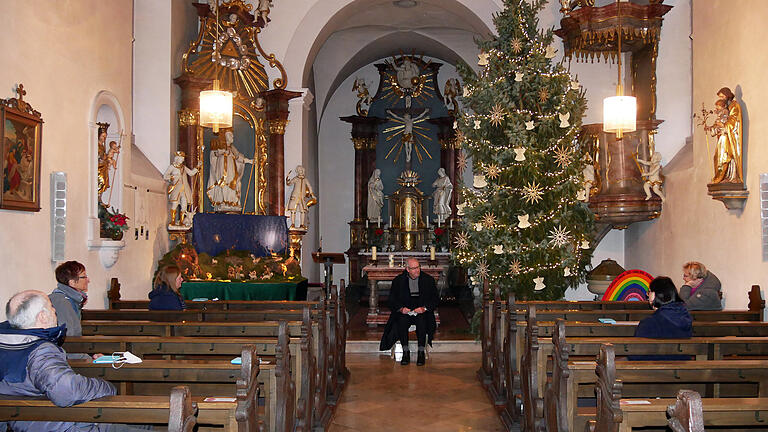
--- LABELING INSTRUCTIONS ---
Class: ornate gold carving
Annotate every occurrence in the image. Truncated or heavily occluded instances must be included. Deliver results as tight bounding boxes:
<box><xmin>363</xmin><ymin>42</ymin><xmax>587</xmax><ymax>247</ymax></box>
<box><xmin>269</xmin><ymin>119</ymin><xmax>288</xmax><ymax>135</ymax></box>
<box><xmin>253</xmin><ymin>27</ymin><xmax>287</xmax><ymax>90</ymax></box>
<box><xmin>222</xmin><ymin>0</ymin><xmax>252</xmax><ymax>11</ymax></box>
<box><xmin>288</xmin><ymin>229</ymin><xmax>305</xmax><ymax>262</ymax></box>
<box><xmin>178</xmin><ymin>109</ymin><xmax>199</xmax><ymax>127</ymax></box>
<box><xmin>255</xmin><ymin>118</ymin><xmax>268</xmax><ymax>214</ymax></box>
<box><xmin>352</xmin><ymin>137</ymin><xmax>366</xmax><ymax>151</ymax></box>
<box><xmin>440</xmin><ymin>138</ymin><xmax>454</xmax><ymax>150</ymax></box>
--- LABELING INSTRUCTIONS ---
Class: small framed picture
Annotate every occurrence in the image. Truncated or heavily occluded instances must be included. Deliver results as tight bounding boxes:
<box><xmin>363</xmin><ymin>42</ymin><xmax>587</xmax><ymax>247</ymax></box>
<box><xmin>1</xmin><ymin>85</ymin><xmax>43</xmax><ymax>212</ymax></box>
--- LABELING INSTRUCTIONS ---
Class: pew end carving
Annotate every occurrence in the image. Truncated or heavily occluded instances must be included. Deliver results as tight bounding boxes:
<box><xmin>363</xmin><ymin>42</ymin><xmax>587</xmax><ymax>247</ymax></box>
<box><xmin>545</xmin><ymin>319</ymin><xmax>571</xmax><ymax>432</ymax></box>
<box><xmin>521</xmin><ymin>305</ymin><xmax>545</xmax><ymax>432</ymax></box>
<box><xmin>169</xmin><ymin>385</ymin><xmax>197</xmax><ymax>432</ymax></box>
<box><xmin>667</xmin><ymin>389</ymin><xmax>705</xmax><ymax>432</ymax></box>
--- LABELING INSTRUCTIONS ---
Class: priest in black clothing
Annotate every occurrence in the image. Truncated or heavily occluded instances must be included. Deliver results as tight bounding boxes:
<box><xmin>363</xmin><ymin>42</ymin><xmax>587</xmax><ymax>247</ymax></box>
<box><xmin>379</xmin><ymin>258</ymin><xmax>439</xmax><ymax>366</ymax></box>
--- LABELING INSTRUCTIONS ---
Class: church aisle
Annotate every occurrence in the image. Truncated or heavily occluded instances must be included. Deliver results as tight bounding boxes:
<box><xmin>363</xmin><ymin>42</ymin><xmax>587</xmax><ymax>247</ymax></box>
<box><xmin>329</xmin><ymin>352</ymin><xmax>504</xmax><ymax>431</ymax></box>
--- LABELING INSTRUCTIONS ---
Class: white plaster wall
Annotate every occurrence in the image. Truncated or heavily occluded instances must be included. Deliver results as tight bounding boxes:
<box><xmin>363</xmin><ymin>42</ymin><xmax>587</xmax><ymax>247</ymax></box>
<box><xmin>134</xmin><ymin>0</ymin><xmax>173</xmax><ymax>173</ymax></box>
<box><xmin>626</xmin><ymin>0</ymin><xmax>768</xmax><ymax>311</ymax></box>
<box><xmin>0</xmin><ymin>0</ymin><xmax>170</xmax><ymax>320</ymax></box>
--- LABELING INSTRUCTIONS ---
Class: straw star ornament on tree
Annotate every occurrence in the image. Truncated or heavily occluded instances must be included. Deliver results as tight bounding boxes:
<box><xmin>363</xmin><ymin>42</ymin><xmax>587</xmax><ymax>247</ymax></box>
<box><xmin>454</xmin><ymin>231</ymin><xmax>469</xmax><ymax>249</ymax></box>
<box><xmin>454</xmin><ymin>0</ymin><xmax>594</xmax><ymax>300</ymax></box>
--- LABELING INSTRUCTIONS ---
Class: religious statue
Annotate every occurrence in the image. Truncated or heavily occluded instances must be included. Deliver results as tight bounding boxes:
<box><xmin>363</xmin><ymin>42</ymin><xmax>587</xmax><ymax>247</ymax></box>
<box><xmin>386</xmin><ymin>108</ymin><xmax>430</xmax><ymax>164</ymax></box>
<box><xmin>443</xmin><ymin>78</ymin><xmax>462</xmax><ymax>114</ymax></box>
<box><xmin>367</xmin><ymin>168</ymin><xmax>384</xmax><ymax>222</ymax></box>
<box><xmin>636</xmin><ymin>152</ymin><xmax>666</xmax><ymax>203</ymax></box>
<box><xmin>580</xmin><ymin>163</ymin><xmax>596</xmax><ymax>202</ymax></box>
<box><xmin>710</xmin><ymin>87</ymin><xmax>743</xmax><ymax>184</ymax></box>
<box><xmin>207</xmin><ymin>130</ymin><xmax>254</xmax><ymax>212</ymax></box>
<box><xmin>393</xmin><ymin>57</ymin><xmax>421</xmax><ymax>108</ymax></box>
<box><xmin>353</xmin><ymin>78</ymin><xmax>372</xmax><ymax>116</ymax></box>
<box><xmin>257</xmin><ymin>0</ymin><xmax>273</xmax><ymax>26</ymax></box>
<box><xmin>164</xmin><ymin>151</ymin><xmax>201</xmax><ymax>228</ymax></box>
<box><xmin>97</xmin><ymin>131</ymin><xmax>121</xmax><ymax>204</ymax></box>
<box><xmin>432</xmin><ymin>167</ymin><xmax>453</xmax><ymax>224</ymax></box>
<box><xmin>286</xmin><ymin>165</ymin><xmax>317</xmax><ymax>229</ymax></box>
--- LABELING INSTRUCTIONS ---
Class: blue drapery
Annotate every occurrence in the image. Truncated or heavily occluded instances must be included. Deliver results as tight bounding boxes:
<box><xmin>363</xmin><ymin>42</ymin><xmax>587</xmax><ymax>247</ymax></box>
<box><xmin>192</xmin><ymin>213</ymin><xmax>288</xmax><ymax>257</ymax></box>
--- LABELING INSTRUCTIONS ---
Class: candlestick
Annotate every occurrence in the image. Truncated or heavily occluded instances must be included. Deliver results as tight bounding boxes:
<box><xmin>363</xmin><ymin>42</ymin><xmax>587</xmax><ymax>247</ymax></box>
<box><xmin>371</xmin><ymin>246</ymin><xmax>377</xmax><ymax>261</ymax></box>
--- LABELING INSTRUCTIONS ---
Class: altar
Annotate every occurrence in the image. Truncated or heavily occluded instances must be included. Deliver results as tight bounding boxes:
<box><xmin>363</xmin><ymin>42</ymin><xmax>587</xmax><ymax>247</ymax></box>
<box><xmin>362</xmin><ymin>259</ymin><xmax>445</xmax><ymax>327</ymax></box>
<box><xmin>180</xmin><ymin>278</ymin><xmax>308</xmax><ymax>301</ymax></box>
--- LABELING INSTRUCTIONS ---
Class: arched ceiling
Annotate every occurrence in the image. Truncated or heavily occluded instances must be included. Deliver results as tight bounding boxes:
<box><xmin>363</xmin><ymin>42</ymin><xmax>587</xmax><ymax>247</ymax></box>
<box><xmin>316</xmin><ymin>30</ymin><xmax>471</xmax><ymax>119</ymax></box>
<box><xmin>309</xmin><ymin>0</ymin><xmax>495</xmax><ymax>119</ymax></box>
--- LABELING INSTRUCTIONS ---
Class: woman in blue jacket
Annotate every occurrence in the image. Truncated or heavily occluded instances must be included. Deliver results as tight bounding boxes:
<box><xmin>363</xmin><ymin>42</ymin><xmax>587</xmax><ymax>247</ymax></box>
<box><xmin>148</xmin><ymin>265</ymin><xmax>186</xmax><ymax>310</ymax></box>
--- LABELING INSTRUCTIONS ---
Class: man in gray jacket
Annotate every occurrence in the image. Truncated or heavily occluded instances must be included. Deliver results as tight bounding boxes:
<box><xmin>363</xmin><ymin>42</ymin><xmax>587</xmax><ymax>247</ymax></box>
<box><xmin>0</xmin><ymin>290</ymin><xmax>120</xmax><ymax>431</ymax></box>
<box><xmin>680</xmin><ymin>261</ymin><xmax>723</xmax><ymax>310</ymax></box>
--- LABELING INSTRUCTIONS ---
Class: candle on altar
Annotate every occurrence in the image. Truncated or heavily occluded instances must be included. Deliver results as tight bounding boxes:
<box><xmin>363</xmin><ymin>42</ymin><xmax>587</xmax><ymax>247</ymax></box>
<box><xmin>371</xmin><ymin>246</ymin><xmax>377</xmax><ymax>261</ymax></box>
<box><xmin>429</xmin><ymin>246</ymin><xmax>436</xmax><ymax>261</ymax></box>
<box><xmin>388</xmin><ymin>254</ymin><xmax>394</xmax><ymax>268</ymax></box>
<box><xmin>426</xmin><ymin>215</ymin><xmax>430</xmax><ymax>226</ymax></box>
<box><xmin>437</xmin><ymin>219</ymin><xmax>441</xmax><ymax>228</ymax></box>
<box><xmin>366</xmin><ymin>219</ymin><xmax>369</xmax><ymax>229</ymax></box>
<box><xmin>377</xmin><ymin>218</ymin><xmax>381</xmax><ymax>228</ymax></box>
<box><xmin>449</xmin><ymin>219</ymin><xmax>453</xmax><ymax>229</ymax></box>
<box><xmin>389</xmin><ymin>215</ymin><xmax>392</xmax><ymax>227</ymax></box>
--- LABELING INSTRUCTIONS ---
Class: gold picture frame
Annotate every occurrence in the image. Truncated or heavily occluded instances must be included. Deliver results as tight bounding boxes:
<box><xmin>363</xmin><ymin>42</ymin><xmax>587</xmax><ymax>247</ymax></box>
<box><xmin>1</xmin><ymin>84</ymin><xmax>43</xmax><ymax>212</ymax></box>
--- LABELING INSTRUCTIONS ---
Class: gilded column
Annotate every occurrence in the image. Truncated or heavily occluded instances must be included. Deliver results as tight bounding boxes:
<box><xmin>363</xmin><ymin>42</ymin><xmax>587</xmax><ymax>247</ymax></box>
<box><xmin>264</xmin><ymin>89</ymin><xmax>303</xmax><ymax>216</ymax></box>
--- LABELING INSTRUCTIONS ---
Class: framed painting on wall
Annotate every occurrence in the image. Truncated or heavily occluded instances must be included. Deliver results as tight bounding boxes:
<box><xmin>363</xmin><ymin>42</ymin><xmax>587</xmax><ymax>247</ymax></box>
<box><xmin>1</xmin><ymin>84</ymin><xmax>43</xmax><ymax>212</ymax></box>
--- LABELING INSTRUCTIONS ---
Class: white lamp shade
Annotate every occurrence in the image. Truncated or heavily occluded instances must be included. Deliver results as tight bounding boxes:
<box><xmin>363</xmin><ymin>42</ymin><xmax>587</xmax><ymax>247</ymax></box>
<box><xmin>603</xmin><ymin>95</ymin><xmax>637</xmax><ymax>133</ymax></box>
<box><xmin>199</xmin><ymin>90</ymin><xmax>233</xmax><ymax>129</ymax></box>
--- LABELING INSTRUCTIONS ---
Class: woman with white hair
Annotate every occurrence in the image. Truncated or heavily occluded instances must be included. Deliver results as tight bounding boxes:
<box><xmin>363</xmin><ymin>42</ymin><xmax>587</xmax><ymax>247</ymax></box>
<box><xmin>680</xmin><ymin>261</ymin><xmax>723</xmax><ymax>310</ymax></box>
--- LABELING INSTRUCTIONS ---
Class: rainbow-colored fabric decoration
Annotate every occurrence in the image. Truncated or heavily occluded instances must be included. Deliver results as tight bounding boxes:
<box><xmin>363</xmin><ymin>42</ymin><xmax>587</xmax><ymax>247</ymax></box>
<box><xmin>601</xmin><ymin>269</ymin><xmax>653</xmax><ymax>302</ymax></box>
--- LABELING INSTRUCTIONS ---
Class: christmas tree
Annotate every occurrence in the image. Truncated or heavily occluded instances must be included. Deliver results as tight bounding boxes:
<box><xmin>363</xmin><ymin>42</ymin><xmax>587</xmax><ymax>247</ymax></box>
<box><xmin>454</xmin><ymin>0</ymin><xmax>594</xmax><ymax>300</ymax></box>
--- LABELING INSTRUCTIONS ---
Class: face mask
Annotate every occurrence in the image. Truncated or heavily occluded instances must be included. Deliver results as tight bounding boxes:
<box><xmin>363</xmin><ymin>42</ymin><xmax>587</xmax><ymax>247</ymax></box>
<box><xmin>93</xmin><ymin>351</ymin><xmax>143</xmax><ymax>369</ymax></box>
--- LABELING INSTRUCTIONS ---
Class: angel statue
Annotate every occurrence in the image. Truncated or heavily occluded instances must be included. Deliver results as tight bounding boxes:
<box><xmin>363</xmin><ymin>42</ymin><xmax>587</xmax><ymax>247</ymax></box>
<box><xmin>353</xmin><ymin>78</ymin><xmax>372</xmax><ymax>116</ymax></box>
<box><xmin>432</xmin><ymin>168</ymin><xmax>453</xmax><ymax>224</ymax></box>
<box><xmin>637</xmin><ymin>152</ymin><xmax>666</xmax><ymax>203</ymax></box>
<box><xmin>443</xmin><ymin>78</ymin><xmax>462</xmax><ymax>114</ymax></box>
<box><xmin>286</xmin><ymin>165</ymin><xmax>317</xmax><ymax>229</ymax></box>
<box><xmin>164</xmin><ymin>151</ymin><xmax>201</xmax><ymax>228</ymax></box>
<box><xmin>257</xmin><ymin>0</ymin><xmax>273</xmax><ymax>27</ymax></box>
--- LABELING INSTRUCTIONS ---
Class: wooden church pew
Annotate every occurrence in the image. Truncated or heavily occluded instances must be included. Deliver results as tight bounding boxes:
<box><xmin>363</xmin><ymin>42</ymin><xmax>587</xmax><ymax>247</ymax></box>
<box><xmin>0</xmin><ymin>386</ymin><xmax>197</xmax><ymax>432</ymax></box>
<box><xmin>585</xmin><ymin>344</ymin><xmax>768</xmax><ymax>432</ymax></box>
<box><xmin>544</xmin><ymin>321</ymin><xmax>768</xmax><ymax>431</ymax></box>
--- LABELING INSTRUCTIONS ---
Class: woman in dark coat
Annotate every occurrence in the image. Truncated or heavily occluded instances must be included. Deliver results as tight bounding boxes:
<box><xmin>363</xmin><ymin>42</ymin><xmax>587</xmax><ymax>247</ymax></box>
<box><xmin>148</xmin><ymin>265</ymin><xmax>186</xmax><ymax>311</ymax></box>
<box><xmin>631</xmin><ymin>276</ymin><xmax>692</xmax><ymax>360</ymax></box>
<box><xmin>635</xmin><ymin>276</ymin><xmax>692</xmax><ymax>339</ymax></box>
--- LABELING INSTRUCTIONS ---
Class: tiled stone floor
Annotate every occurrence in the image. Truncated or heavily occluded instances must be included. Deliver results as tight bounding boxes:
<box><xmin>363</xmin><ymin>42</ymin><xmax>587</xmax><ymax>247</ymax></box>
<box><xmin>329</xmin><ymin>352</ymin><xmax>504</xmax><ymax>431</ymax></box>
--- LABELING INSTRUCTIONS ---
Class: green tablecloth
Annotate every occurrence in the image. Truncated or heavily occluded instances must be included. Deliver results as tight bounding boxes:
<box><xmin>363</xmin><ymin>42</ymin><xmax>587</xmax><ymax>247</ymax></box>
<box><xmin>180</xmin><ymin>278</ymin><xmax>308</xmax><ymax>301</ymax></box>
